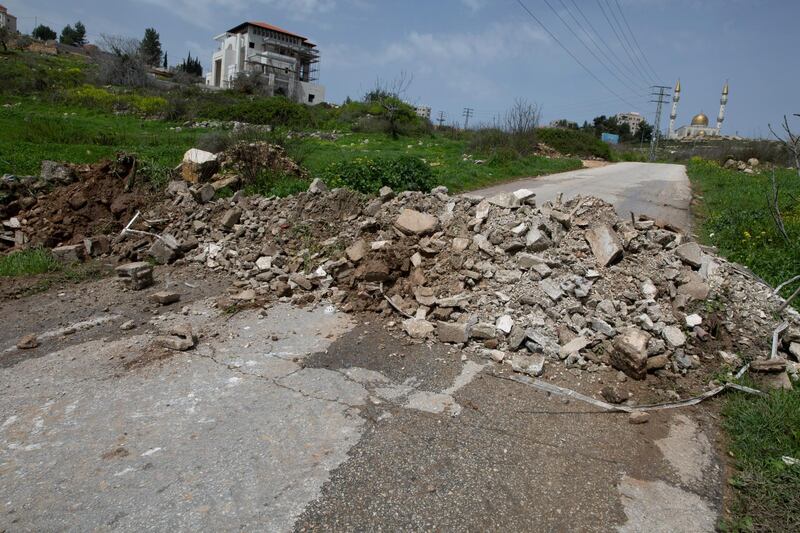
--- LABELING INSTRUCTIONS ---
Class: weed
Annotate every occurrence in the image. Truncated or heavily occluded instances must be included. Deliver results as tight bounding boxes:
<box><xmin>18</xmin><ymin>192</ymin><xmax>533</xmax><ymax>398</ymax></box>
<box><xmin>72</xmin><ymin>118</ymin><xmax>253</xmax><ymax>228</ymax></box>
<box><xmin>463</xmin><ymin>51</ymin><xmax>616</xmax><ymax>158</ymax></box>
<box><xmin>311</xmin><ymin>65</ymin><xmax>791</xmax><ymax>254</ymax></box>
<box><xmin>0</xmin><ymin>248</ymin><xmax>60</xmax><ymax>276</ymax></box>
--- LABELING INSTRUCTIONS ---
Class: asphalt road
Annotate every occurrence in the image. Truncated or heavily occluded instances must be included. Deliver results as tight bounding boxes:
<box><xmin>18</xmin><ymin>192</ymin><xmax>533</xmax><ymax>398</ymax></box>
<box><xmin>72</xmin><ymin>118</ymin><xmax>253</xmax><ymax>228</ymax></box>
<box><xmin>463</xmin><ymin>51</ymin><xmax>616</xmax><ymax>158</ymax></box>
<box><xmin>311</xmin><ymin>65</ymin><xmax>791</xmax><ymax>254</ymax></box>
<box><xmin>473</xmin><ymin>162</ymin><xmax>692</xmax><ymax>232</ymax></box>
<box><xmin>0</xmin><ymin>265</ymin><xmax>723</xmax><ymax>532</ymax></box>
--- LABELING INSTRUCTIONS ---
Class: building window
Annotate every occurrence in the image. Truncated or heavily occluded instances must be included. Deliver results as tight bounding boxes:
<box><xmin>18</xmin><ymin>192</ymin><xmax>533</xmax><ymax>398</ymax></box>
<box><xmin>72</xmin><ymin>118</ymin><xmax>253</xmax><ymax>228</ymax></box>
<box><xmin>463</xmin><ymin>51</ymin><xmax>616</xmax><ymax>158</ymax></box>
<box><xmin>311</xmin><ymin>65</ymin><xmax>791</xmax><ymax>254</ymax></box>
<box><xmin>249</xmin><ymin>42</ymin><xmax>255</xmax><ymax>48</ymax></box>
<box><xmin>308</xmin><ymin>94</ymin><xmax>315</xmax><ymax>103</ymax></box>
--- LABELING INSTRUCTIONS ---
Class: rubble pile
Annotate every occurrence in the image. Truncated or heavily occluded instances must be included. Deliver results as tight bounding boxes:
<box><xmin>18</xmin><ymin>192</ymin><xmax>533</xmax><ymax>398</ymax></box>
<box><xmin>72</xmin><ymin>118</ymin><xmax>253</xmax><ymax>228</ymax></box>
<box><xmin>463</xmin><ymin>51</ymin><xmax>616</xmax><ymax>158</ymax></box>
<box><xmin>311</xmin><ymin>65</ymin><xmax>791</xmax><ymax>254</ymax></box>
<box><xmin>723</xmin><ymin>157</ymin><xmax>762</xmax><ymax>174</ymax></box>
<box><xmin>117</xmin><ymin>180</ymin><xmax>798</xmax><ymax>387</ymax></box>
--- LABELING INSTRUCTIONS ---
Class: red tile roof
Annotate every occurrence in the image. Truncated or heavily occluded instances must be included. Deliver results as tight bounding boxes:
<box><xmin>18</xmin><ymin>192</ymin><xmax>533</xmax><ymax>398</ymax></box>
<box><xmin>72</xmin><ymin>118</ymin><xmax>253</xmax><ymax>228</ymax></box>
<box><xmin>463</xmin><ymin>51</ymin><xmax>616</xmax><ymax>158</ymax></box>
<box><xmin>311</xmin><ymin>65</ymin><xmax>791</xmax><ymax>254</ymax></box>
<box><xmin>227</xmin><ymin>21</ymin><xmax>311</xmax><ymax>43</ymax></box>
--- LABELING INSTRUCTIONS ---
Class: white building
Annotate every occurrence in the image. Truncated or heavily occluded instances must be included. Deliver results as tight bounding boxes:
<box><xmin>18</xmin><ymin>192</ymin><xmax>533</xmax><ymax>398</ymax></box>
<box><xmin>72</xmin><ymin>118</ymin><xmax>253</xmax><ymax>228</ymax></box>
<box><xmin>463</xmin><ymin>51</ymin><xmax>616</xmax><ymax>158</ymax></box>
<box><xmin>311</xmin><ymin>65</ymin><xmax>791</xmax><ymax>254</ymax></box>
<box><xmin>415</xmin><ymin>106</ymin><xmax>431</xmax><ymax>120</ymax></box>
<box><xmin>206</xmin><ymin>21</ymin><xmax>325</xmax><ymax>105</ymax></box>
<box><xmin>0</xmin><ymin>4</ymin><xmax>17</xmax><ymax>33</ymax></box>
<box><xmin>615</xmin><ymin>112</ymin><xmax>645</xmax><ymax>134</ymax></box>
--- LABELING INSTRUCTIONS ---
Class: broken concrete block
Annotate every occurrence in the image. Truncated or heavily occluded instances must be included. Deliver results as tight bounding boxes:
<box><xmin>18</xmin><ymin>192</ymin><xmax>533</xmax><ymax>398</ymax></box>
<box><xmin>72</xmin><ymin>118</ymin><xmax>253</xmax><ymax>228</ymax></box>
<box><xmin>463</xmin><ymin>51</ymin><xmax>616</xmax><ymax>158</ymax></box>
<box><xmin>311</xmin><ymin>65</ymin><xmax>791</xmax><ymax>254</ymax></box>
<box><xmin>394</xmin><ymin>209</ymin><xmax>438</xmax><ymax>235</ymax></box>
<box><xmin>496</xmin><ymin>315</ymin><xmax>514</xmax><ymax>335</ymax></box>
<box><xmin>525</xmin><ymin>228</ymin><xmax>552</xmax><ymax>252</ymax></box>
<box><xmin>495</xmin><ymin>269</ymin><xmax>522</xmax><ymax>284</ymax></box>
<box><xmin>308</xmin><ymin>178</ymin><xmax>328</xmax><ymax>194</ymax></box>
<box><xmin>115</xmin><ymin>262</ymin><xmax>154</xmax><ymax>291</ymax></box>
<box><xmin>559</xmin><ymin>336</ymin><xmax>589</xmax><ymax>359</ymax></box>
<box><xmin>539</xmin><ymin>278</ymin><xmax>564</xmax><ymax>302</ymax></box>
<box><xmin>469</xmin><ymin>322</ymin><xmax>497</xmax><ymax>340</ymax></box>
<box><xmin>517</xmin><ymin>252</ymin><xmax>545</xmax><ymax>270</ymax></box>
<box><xmin>41</xmin><ymin>160</ymin><xmax>76</xmax><ymax>183</ymax></box>
<box><xmin>379</xmin><ymin>186</ymin><xmax>395</xmax><ymax>201</ymax></box>
<box><xmin>16</xmin><ymin>334</ymin><xmax>39</xmax><ymax>350</ymax></box>
<box><xmin>403</xmin><ymin>318</ymin><xmax>435</xmax><ymax>339</ymax></box>
<box><xmin>484</xmin><ymin>349</ymin><xmax>506</xmax><ymax>362</ymax></box>
<box><xmin>149</xmin><ymin>291</ymin><xmax>180</xmax><ymax>305</ymax></box>
<box><xmin>220</xmin><ymin>208</ymin><xmax>242</xmax><ymax>230</ymax></box>
<box><xmin>452</xmin><ymin>237</ymin><xmax>471</xmax><ymax>252</ymax></box>
<box><xmin>290</xmin><ymin>273</ymin><xmax>313</xmax><ymax>291</ymax></box>
<box><xmin>193</xmin><ymin>183</ymin><xmax>216</xmax><ymax>203</ymax></box>
<box><xmin>685</xmin><ymin>314</ymin><xmax>703</xmax><ymax>327</ymax></box>
<box><xmin>487</xmin><ymin>192</ymin><xmax>520</xmax><ymax>209</ymax></box>
<box><xmin>437</xmin><ymin>321</ymin><xmax>469</xmax><ymax>344</ymax></box>
<box><xmin>585</xmin><ymin>224</ymin><xmax>624</xmax><ymax>267</ymax></box>
<box><xmin>52</xmin><ymin>244</ymin><xmax>85</xmax><ymax>264</ymax></box>
<box><xmin>83</xmin><ymin>235</ymin><xmax>110</xmax><ymax>257</ymax></box>
<box><xmin>512</xmin><ymin>353</ymin><xmax>545</xmax><ymax>377</ymax></box>
<box><xmin>181</xmin><ymin>149</ymin><xmax>219</xmax><ymax>183</ymax></box>
<box><xmin>148</xmin><ymin>234</ymin><xmax>182</xmax><ymax>265</ymax></box>
<box><xmin>677</xmin><ymin>280</ymin><xmax>710</xmax><ymax>301</ymax></box>
<box><xmin>473</xmin><ymin>234</ymin><xmax>495</xmax><ymax>255</ymax></box>
<box><xmin>675</xmin><ymin>242</ymin><xmax>703</xmax><ymax>269</ymax></box>
<box><xmin>612</xmin><ymin>327</ymin><xmax>651</xmax><ymax>380</ymax></box>
<box><xmin>256</xmin><ymin>256</ymin><xmax>273</xmax><ymax>271</ymax></box>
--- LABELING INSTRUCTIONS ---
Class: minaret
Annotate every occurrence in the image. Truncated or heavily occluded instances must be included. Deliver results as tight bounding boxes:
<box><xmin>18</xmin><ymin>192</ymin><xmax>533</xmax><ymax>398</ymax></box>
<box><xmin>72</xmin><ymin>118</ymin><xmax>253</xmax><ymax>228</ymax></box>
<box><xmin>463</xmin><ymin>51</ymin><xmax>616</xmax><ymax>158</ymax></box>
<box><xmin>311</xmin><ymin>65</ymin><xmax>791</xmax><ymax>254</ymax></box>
<box><xmin>716</xmin><ymin>81</ymin><xmax>729</xmax><ymax>134</ymax></box>
<box><xmin>668</xmin><ymin>79</ymin><xmax>680</xmax><ymax>139</ymax></box>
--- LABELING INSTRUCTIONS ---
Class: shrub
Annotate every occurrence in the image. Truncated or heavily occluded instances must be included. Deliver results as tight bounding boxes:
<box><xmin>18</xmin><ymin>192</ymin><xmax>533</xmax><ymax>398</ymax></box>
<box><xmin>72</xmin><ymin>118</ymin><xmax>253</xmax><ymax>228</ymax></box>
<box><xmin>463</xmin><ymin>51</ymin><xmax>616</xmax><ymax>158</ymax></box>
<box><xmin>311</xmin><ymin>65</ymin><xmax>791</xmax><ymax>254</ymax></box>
<box><xmin>322</xmin><ymin>155</ymin><xmax>435</xmax><ymax>194</ymax></box>
<box><xmin>243</xmin><ymin>170</ymin><xmax>309</xmax><ymax>197</ymax></box>
<box><xmin>205</xmin><ymin>96</ymin><xmax>311</xmax><ymax>128</ymax></box>
<box><xmin>536</xmin><ymin>127</ymin><xmax>612</xmax><ymax>160</ymax></box>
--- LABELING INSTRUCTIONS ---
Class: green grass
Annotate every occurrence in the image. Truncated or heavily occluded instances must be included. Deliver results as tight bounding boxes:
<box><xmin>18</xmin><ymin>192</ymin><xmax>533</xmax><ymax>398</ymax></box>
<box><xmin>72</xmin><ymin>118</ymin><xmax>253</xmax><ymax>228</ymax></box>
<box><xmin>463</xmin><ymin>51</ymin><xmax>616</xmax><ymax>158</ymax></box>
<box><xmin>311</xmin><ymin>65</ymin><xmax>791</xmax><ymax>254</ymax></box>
<box><xmin>0</xmin><ymin>248</ymin><xmax>60</xmax><ymax>276</ymax></box>
<box><xmin>297</xmin><ymin>132</ymin><xmax>582</xmax><ymax>193</ymax></box>
<box><xmin>721</xmin><ymin>384</ymin><xmax>800</xmax><ymax>531</ymax></box>
<box><xmin>688</xmin><ymin>158</ymin><xmax>800</xmax><ymax>297</ymax></box>
<box><xmin>0</xmin><ymin>97</ymin><xmax>202</xmax><ymax>177</ymax></box>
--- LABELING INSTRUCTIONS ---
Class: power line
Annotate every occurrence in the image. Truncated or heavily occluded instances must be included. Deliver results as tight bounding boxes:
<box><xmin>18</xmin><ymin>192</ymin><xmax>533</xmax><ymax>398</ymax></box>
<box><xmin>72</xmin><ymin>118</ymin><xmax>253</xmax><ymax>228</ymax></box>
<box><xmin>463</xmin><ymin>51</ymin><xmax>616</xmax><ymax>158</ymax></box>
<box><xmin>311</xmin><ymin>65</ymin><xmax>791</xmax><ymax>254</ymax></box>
<box><xmin>611</xmin><ymin>0</ymin><xmax>661</xmax><ymax>82</ymax></box>
<box><xmin>595</xmin><ymin>0</ymin><xmax>653</xmax><ymax>85</ymax></box>
<box><xmin>541</xmin><ymin>0</ymin><xmax>645</xmax><ymax>96</ymax></box>
<box><xmin>567</xmin><ymin>0</ymin><xmax>645</xmax><ymax>88</ymax></box>
<box><xmin>513</xmin><ymin>0</ymin><xmax>639</xmax><ymax>109</ymax></box>
<box><xmin>604</xmin><ymin>0</ymin><xmax>655</xmax><ymax>84</ymax></box>
<box><xmin>556</xmin><ymin>0</ymin><xmax>648</xmax><ymax>92</ymax></box>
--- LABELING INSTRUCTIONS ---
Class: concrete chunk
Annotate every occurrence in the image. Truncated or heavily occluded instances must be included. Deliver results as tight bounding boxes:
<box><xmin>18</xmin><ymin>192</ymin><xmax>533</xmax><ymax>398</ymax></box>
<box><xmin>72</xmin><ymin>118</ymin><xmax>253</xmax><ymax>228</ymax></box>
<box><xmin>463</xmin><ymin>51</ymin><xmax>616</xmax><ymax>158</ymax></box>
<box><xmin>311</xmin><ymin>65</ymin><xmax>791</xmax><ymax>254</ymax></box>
<box><xmin>585</xmin><ymin>224</ymin><xmax>624</xmax><ymax>267</ymax></box>
<box><xmin>394</xmin><ymin>209</ymin><xmax>438</xmax><ymax>235</ymax></box>
<box><xmin>612</xmin><ymin>328</ymin><xmax>650</xmax><ymax>380</ymax></box>
<box><xmin>675</xmin><ymin>242</ymin><xmax>703</xmax><ymax>269</ymax></box>
<box><xmin>437</xmin><ymin>322</ymin><xmax>469</xmax><ymax>344</ymax></box>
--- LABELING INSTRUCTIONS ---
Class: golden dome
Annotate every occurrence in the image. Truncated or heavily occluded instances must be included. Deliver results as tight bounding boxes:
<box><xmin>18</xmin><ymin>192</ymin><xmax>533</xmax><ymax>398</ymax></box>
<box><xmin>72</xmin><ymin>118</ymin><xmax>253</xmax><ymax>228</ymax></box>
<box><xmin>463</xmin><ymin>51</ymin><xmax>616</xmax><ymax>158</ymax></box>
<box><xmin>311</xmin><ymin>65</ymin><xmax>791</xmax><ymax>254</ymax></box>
<box><xmin>691</xmin><ymin>113</ymin><xmax>709</xmax><ymax>126</ymax></box>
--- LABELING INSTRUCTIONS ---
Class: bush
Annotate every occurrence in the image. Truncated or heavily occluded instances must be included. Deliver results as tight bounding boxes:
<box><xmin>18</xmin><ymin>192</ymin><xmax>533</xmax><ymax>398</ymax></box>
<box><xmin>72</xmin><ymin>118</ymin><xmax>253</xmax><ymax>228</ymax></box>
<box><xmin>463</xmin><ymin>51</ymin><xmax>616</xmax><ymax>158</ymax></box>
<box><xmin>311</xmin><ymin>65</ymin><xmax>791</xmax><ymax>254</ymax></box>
<box><xmin>536</xmin><ymin>127</ymin><xmax>612</xmax><ymax>160</ymax></box>
<box><xmin>66</xmin><ymin>85</ymin><xmax>166</xmax><ymax>115</ymax></box>
<box><xmin>322</xmin><ymin>155</ymin><xmax>435</xmax><ymax>194</ymax></box>
<box><xmin>205</xmin><ymin>96</ymin><xmax>311</xmax><ymax>128</ymax></box>
<box><xmin>468</xmin><ymin>128</ymin><xmax>538</xmax><ymax>160</ymax></box>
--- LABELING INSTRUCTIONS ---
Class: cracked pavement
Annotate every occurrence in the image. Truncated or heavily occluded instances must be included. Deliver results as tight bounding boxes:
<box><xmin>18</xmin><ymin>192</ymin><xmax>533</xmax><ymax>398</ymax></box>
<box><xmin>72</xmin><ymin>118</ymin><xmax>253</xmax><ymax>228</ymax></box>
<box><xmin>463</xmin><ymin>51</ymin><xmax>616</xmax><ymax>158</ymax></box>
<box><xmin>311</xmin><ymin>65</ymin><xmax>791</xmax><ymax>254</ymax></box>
<box><xmin>0</xmin><ymin>268</ymin><xmax>724</xmax><ymax>531</ymax></box>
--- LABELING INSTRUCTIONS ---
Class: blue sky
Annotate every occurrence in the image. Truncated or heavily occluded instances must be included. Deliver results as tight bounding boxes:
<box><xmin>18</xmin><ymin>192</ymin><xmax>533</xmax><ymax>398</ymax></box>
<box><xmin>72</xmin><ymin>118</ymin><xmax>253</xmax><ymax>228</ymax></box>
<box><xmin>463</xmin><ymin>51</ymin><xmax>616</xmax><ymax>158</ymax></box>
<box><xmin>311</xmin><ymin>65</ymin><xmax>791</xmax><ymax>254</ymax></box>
<box><xmin>6</xmin><ymin>0</ymin><xmax>797</xmax><ymax>137</ymax></box>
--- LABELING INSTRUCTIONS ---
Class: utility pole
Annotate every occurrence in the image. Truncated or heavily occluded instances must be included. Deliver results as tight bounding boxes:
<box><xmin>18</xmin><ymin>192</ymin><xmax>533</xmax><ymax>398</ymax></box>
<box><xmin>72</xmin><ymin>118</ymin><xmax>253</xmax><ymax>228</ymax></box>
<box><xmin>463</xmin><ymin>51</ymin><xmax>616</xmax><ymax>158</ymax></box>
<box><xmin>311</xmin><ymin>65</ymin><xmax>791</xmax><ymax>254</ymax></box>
<box><xmin>462</xmin><ymin>107</ymin><xmax>474</xmax><ymax>130</ymax></box>
<box><xmin>648</xmin><ymin>86</ymin><xmax>671</xmax><ymax>162</ymax></box>
<box><xmin>437</xmin><ymin>111</ymin><xmax>446</xmax><ymax>129</ymax></box>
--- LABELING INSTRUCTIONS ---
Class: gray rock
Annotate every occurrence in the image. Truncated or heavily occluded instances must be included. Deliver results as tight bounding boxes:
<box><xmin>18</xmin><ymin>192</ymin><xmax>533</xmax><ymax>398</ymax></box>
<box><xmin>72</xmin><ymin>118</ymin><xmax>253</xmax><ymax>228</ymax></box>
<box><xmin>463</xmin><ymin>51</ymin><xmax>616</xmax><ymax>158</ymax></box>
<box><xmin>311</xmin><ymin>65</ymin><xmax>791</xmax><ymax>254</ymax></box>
<box><xmin>483</xmin><ymin>349</ymin><xmax>506</xmax><ymax>362</ymax></box>
<box><xmin>590</xmin><ymin>317</ymin><xmax>616</xmax><ymax>337</ymax></box>
<box><xmin>539</xmin><ymin>278</ymin><xmax>564</xmax><ymax>302</ymax></box>
<box><xmin>52</xmin><ymin>244</ymin><xmax>85</xmax><ymax>264</ymax></box>
<box><xmin>662</xmin><ymin>326</ymin><xmax>687</xmax><ymax>348</ymax></box>
<box><xmin>290</xmin><ymin>273</ymin><xmax>313</xmax><ymax>291</ymax></box>
<box><xmin>612</xmin><ymin>328</ymin><xmax>650</xmax><ymax>380</ymax></box>
<box><xmin>526</xmin><ymin>228</ymin><xmax>552</xmax><ymax>252</ymax></box>
<box><xmin>512</xmin><ymin>353</ymin><xmax>545</xmax><ymax>377</ymax></box>
<box><xmin>148</xmin><ymin>234</ymin><xmax>181</xmax><ymax>265</ymax></box>
<box><xmin>487</xmin><ymin>192</ymin><xmax>521</xmax><ymax>209</ymax></box>
<box><xmin>585</xmin><ymin>224</ymin><xmax>624</xmax><ymax>267</ymax></box>
<box><xmin>559</xmin><ymin>336</ymin><xmax>589</xmax><ymax>358</ymax></box>
<box><xmin>156</xmin><ymin>323</ymin><xmax>197</xmax><ymax>351</ymax></box>
<box><xmin>379</xmin><ymin>186</ymin><xmax>395</xmax><ymax>201</ymax></box>
<box><xmin>308</xmin><ymin>178</ymin><xmax>328</xmax><ymax>194</ymax></box>
<box><xmin>675</xmin><ymin>242</ymin><xmax>703</xmax><ymax>269</ymax></box>
<box><xmin>495</xmin><ymin>269</ymin><xmax>522</xmax><ymax>284</ymax></box>
<box><xmin>149</xmin><ymin>291</ymin><xmax>181</xmax><ymax>305</ymax></box>
<box><xmin>507</xmin><ymin>325</ymin><xmax>527</xmax><ymax>351</ymax></box>
<box><xmin>115</xmin><ymin>262</ymin><xmax>153</xmax><ymax>290</ymax></box>
<box><xmin>193</xmin><ymin>183</ymin><xmax>216</xmax><ymax>203</ymax></box>
<box><xmin>220</xmin><ymin>208</ymin><xmax>242</xmax><ymax>230</ymax></box>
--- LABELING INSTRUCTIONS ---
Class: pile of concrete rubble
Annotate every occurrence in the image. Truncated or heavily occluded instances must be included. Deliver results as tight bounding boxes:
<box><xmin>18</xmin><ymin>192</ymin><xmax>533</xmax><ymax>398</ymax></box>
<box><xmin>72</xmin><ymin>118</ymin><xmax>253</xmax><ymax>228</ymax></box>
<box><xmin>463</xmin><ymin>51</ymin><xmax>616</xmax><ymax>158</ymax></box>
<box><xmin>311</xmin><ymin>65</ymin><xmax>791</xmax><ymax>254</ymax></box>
<box><xmin>118</xmin><ymin>178</ymin><xmax>800</xmax><ymax>386</ymax></box>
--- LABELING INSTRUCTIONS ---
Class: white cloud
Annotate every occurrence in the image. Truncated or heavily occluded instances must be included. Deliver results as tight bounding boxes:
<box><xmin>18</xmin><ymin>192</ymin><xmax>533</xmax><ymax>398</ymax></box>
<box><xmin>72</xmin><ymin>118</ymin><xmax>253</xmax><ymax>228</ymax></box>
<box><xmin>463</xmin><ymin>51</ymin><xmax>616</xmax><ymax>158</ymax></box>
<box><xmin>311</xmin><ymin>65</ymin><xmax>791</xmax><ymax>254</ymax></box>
<box><xmin>134</xmin><ymin>0</ymin><xmax>336</xmax><ymax>29</ymax></box>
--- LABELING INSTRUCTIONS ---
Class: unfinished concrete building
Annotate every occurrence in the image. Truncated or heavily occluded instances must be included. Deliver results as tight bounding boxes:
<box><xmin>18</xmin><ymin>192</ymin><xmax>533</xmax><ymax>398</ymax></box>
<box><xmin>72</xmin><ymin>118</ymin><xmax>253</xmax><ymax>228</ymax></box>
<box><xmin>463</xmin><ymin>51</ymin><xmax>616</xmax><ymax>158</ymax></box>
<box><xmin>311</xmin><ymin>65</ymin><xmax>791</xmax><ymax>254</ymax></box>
<box><xmin>206</xmin><ymin>21</ymin><xmax>325</xmax><ymax>105</ymax></box>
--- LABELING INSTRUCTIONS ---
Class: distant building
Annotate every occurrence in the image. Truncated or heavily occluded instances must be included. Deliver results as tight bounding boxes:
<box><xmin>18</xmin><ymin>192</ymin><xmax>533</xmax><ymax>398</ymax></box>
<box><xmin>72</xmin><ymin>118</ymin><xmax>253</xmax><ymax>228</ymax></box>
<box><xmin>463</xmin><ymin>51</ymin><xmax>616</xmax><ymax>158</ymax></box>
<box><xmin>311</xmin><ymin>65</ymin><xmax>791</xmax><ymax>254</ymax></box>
<box><xmin>549</xmin><ymin>119</ymin><xmax>578</xmax><ymax>129</ymax></box>
<box><xmin>206</xmin><ymin>21</ymin><xmax>325</xmax><ymax>106</ymax></box>
<box><xmin>0</xmin><ymin>4</ymin><xmax>17</xmax><ymax>33</ymax></box>
<box><xmin>415</xmin><ymin>106</ymin><xmax>431</xmax><ymax>120</ymax></box>
<box><xmin>615</xmin><ymin>112</ymin><xmax>644</xmax><ymax>134</ymax></box>
<box><xmin>669</xmin><ymin>79</ymin><xmax>730</xmax><ymax>139</ymax></box>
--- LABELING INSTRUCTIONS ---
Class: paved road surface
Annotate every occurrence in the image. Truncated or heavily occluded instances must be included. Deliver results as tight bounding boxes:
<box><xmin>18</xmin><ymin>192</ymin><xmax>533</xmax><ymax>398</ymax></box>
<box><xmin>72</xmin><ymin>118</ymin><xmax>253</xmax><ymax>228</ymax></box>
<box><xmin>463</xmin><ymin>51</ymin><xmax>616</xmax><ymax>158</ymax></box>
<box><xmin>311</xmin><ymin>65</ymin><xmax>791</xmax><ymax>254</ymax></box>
<box><xmin>0</xmin><ymin>266</ymin><xmax>722</xmax><ymax>532</ymax></box>
<box><xmin>473</xmin><ymin>162</ymin><xmax>692</xmax><ymax>232</ymax></box>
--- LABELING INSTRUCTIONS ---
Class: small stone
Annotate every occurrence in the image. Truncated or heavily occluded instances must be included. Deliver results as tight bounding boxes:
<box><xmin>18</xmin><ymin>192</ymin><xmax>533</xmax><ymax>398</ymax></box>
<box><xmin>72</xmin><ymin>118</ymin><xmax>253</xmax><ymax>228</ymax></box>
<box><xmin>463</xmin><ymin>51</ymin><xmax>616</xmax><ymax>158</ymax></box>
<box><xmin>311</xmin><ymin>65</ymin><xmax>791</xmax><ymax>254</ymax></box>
<box><xmin>16</xmin><ymin>334</ymin><xmax>39</xmax><ymax>350</ymax></box>
<box><xmin>220</xmin><ymin>208</ymin><xmax>242</xmax><ymax>230</ymax></box>
<box><xmin>156</xmin><ymin>323</ymin><xmax>197</xmax><ymax>351</ymax></box>
<box><xmin>483</xmin><ymin>349</ymin><xmax>506</xmax><ymax>363</ymax></box>
<box><xmin>452</xmin><ymin>237</ymin><xmax>471</xmax><ymax>252</ymax></box>
<box><xmin>149</xmin><ymin>291</ymin><xmax>180</xmax><ymax>305</ymax></box>
<box><xmin>345</xmin><ymin>240</ymin><xmax>368</xmax><ymax>263</ymax></box>
<box><xmin>410</xmin><ymin>252</ymin><xmax>423</xmax><ymax>268</ymax></box>
<box><xmin>646</xmin><ymin>355</ymin><xmax>669</xmax><ymax>371</ymax></box>
<box><xmin>628</xmin><ymin>412</ymin><xmax>650</xmax><ymax>424</ymax></box>
<box><xmin>685</xmin><ymin>314</ymin><xmax>702</xmax><ymax>327</ymax></box>
<box><xmin>487</xmin><ymin>192</ymin><xmax>521</xmax><ymax>209</ymax></box>
<box><xmin>612</xmin><ymin>328</ymin><xmax>650</xmax><ymax>380</ymax></box>
<box><xmin>256</xmin><ymin>256</ymin><xmax>273</xmax><ymax>271</ymax></box>
<box><xmin>496</xmin><ymin>315</ymin><xmax>514</xmax><ymax>334</ymax></box>
<box><xmin>559</xmin><ymin>336</ymin><xmax>589</xmax><ymax>358</ymax></box>
<box><xmin>662</xmin><ymin>326</ymin><xmax>687</xmax><ymax>348</ymax></box>
<box><xmin>591</xmin><ymin>317</ymin><xmax>616</xmax><ymax>337</ymax></box>
<box><xmin>402</xmin><ymin>318</ymin><xmax>435</xmax><ymax>339</ymax></box>
<box><xmin>232</xmin><ymin>289</ymin><xmax>256</xmax><ymax>301</ymax></box>
<box><xmin>379</xmin><ymin>186</ymin><xmax>394</xmax><ymax>201</ymax></box>
<box><xmin>120</xmin><ymin>320</ymin><xmax>136</xmax><ymax>331</ymax></box>
<box><xmin>539</xmin><ymin>278</ymin><xmax>564</xmax><ymax>302</ymax></box>
<box><xmin>525</xmin><ymin>228</ymin><xmax>552</xmax><ymax>252</ymax></box>
<box><xmin>601</xmin><ymin>386</ymin><xmax>626</xmax><ymax>404</ymax></box>
<box><xmin>511</xmin><ymin>354</ymin><xmax>545</xmax><ymax>377</ymax></box>
<box><xmin>193</xmin><ymin>183</ymin><xmax>216</xmax><ymax>203</ymax></box>
<box><xmin>289</xmin><ymin>274</ymin><xmax>313</xmax><ymax>291</ymax></box>
<box><xmin>675</xmin><ymin>242</ymin><xmax>703</xmax><ymax>269</ymax></box>
<box><xmin>52</xmin><ymin>244</ymin><xmax>85</xmax><ymax>264</ymax></box>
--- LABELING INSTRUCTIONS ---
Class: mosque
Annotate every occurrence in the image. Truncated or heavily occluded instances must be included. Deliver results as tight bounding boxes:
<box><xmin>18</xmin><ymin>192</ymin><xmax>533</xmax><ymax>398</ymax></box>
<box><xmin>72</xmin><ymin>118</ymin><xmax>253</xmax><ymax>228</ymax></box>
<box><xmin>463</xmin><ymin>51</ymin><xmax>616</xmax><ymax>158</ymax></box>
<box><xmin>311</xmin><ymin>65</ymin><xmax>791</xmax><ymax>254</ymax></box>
<box><xmin>668</xmin><ymin>80</ymin><xmax>730</xmax><ymax>140</ymax></box>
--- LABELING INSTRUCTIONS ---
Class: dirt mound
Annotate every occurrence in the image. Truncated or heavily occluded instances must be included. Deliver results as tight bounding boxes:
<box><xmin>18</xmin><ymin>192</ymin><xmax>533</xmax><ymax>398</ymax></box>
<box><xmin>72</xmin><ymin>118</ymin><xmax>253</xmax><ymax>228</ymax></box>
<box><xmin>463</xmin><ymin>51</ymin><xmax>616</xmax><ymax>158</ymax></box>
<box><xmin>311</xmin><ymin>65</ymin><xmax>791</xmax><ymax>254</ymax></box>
<box><xmin>3</xmin><ymin>157</ymin><xmax>156</xmax><ymax>249</ymax></box>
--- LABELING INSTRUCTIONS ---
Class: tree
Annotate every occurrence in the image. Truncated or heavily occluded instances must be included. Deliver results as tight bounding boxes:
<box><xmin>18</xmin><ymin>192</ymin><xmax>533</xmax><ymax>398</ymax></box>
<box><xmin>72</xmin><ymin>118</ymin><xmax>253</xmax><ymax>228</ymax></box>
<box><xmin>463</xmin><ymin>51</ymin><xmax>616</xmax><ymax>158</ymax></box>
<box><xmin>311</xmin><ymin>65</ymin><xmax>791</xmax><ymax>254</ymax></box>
<box><xmin>769</xmin><ymin>114</ymin><xmax>800</xmax><ymax>177</ymax></box>
<box><xmin>60</xmin><ymin>21</ymin><xmax>87</xmax><ymax>46</ymax></box>
<box><xmin>178</xmin><ymin>52</ymin><xmax>203</xmax><ymax>77</ymax></box>
<box><xmin>163</xmin><ymin>52</ymin><xmax>168</xmax><ymax>69</ymax></box>
<box><xmin>139</xmin><ymin>28</ymin><xmax>162</xmax><ymax>67</ymax></box>
<box><xmin>96</xmin><ymin>34</ymin><xmax>150</xmax><ymax>88</ymax></box>
<box><xmin>32</xmin><ymin>24</ymin><xmax>57</xmax><ymax>41</ymax></box>
<box><xmin>0</xmin><ymin>25</ymin><xmax>9</xmax><ymax>52</ymax></box>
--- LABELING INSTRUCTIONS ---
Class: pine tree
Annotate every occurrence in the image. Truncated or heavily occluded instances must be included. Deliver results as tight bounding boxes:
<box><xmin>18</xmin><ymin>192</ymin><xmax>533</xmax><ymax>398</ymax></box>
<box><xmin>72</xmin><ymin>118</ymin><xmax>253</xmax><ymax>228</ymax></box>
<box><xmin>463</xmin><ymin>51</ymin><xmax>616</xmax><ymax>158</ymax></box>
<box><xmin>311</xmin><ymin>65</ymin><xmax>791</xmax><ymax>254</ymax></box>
<box><xmin>60</xmin><ymin>21</ymin><xmax>87</xmax><ymax>46</ymax></box>
<box><xmin>140</xmin><ymin>28</ymin><xmax>163</xmax><ymax>67</ymax></box>
<box><xmin>32</xmin><ymin>24</ymin><xmax>57</xmax><ymax>41</ymax></box>
<box><xmin>178</xmin><ymin>52</ymin><xmax>203</xmax><ymax>77</ymax></box>
<box><xmin>163</xmin><ymin>52</ymin><xmax>168</xmax><ymax>69</ymax></box>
